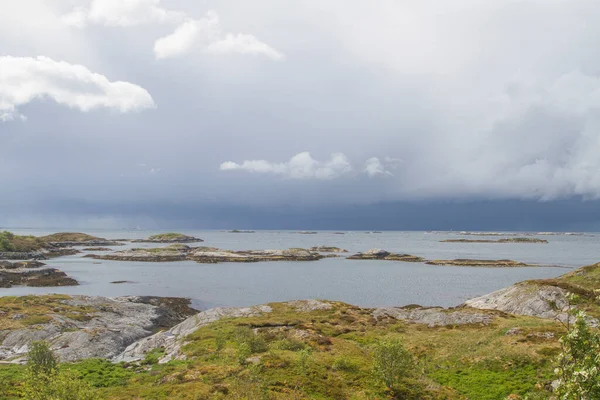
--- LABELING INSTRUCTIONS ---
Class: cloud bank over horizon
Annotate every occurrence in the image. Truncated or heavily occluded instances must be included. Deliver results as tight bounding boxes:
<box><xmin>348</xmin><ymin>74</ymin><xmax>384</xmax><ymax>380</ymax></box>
<box><xmin>3</xmin><ymin>0</ymin><xmax>600</xmax><ymax>228</ymax></box>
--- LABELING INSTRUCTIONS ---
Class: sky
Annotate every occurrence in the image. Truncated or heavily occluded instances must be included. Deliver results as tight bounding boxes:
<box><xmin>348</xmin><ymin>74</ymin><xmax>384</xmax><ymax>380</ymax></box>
<box><xmin>2</xmin><ymin>0</ymin><xmax>600</xmax><ymax>230</ymax></box>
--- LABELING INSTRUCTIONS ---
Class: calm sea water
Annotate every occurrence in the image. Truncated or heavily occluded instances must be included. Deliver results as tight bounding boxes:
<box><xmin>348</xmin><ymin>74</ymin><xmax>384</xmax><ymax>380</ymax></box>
<box><xmin>2</xmin><ymin>229</ymin><xmax>598</xmax><ymax>309</ymax></box>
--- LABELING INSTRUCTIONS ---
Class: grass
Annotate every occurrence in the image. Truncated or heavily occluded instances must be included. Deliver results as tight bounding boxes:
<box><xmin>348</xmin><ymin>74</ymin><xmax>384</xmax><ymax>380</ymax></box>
<box><xmin>0</xmin><ymin>303</ymin><xmax>564</xmax><ymax>399</ymax></box>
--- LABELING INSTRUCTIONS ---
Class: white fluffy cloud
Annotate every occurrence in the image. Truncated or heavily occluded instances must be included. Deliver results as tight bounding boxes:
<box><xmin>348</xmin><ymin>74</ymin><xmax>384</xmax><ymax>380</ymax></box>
<box><xmin>62</xmin><ymin>0</ymin><xmax>183</xmax><ymax>27</ymax></box>
<box><xmin>364</xmin><ymin>158</ymin><xmax>392</xmax><ymax>177</ymax></box>
<box><xmin>154</xmin><ymin>11</ymin><xmax>284</xmax><ymax>60</ymax></box>
<box><xmin>220</xmin><ymin>152</ymin><xmax>352</xmax><ymax>180</ymax></box>
<box><xmin>0</xmin><ymin>56</ymin><xmax>155</xmax><ymax>121</ymax></box>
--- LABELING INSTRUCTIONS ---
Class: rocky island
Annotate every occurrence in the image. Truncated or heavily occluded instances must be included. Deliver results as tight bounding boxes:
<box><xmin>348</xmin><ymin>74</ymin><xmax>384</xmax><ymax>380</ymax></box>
<box><xmin>0</xmin><ymin>260</ymin><xmax>78</xmax><ymax>287</ymax></box>
<box><xmin>87</xmin><ymin>246</ymin><xmax>327</xmax><ymax>263</ymax></box>
<box><xmin>40</xmin><ymin>232</ymin><xmax>122</xmax><ymax>247</ymax></box>
<box><xmin>441</xmin><ymin>237</ymin><xmax>548</xmax><ymax>244</ymax></box>
<box><xmin>347</xmin><ymin>248</ymin><xmax>425</xmax><ymax>262</ymax></box>
<box><xmin>426</xmin><ymin>259</ymin><xmax>532</xmax><ymax>267</ymax></box>
<box><xmin>131</xmin><ymin>232</ymin><xmax>204</xmax><ymax>243</ymax></box>
<box><xmin>309</xmin><ymin>246</ymin><xmax>348</xmax><ymax>253</ymax></box>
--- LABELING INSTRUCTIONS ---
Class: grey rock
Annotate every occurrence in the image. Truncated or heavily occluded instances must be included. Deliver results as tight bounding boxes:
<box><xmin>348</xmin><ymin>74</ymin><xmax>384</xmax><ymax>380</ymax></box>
<box><xmin>373</xmin><ymin>306</ymin><xmax>494</xmax><ymax>327</ymax></box>
<box><xmin>0</xmin><ymin>295</ymin><xmax>195</xmax><ymax>363</ymax></box>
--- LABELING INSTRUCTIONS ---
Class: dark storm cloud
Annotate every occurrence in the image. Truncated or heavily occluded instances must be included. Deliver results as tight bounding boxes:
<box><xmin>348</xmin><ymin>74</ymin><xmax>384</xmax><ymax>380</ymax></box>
<box><xmin>2</xmin><ymin>0</ymin><xmax>600</xmax><ymax>228</ymax></box>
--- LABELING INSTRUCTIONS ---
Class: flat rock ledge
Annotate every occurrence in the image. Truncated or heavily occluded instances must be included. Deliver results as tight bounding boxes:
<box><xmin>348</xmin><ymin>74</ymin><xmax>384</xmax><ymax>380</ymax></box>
<box><xmin>88</xmin><ymin>246</ymin><xmax>326</xmax><ymax>263</ymax></box>
<box><xmin>426</xmin><ymin>259</ymin><xmax>532</xmax><ymax>267</ymax></box>
<box><xmin>0</xmin><ymin>296</ymin><xmax>197</xmax><ymax>363</ymax></box>
<box><xmin>347</xmin><ymin>249</ymin><xmax>424</xmax><ymax>262</ymax></box>
<box><xmin>373</xmin><ymin>306</ymin><xmax>495</xmax><ymax>327</ymax></box>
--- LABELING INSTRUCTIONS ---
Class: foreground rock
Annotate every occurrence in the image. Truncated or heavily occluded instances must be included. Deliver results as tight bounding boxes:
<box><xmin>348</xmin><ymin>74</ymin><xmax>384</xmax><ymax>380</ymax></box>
<box><xmin>347</xmin><ymin>249</ymin><xmax>424</xmax><ymax>262</ymax></box>
<box><xmin>309</xmin><ymin>246</ymin><xmax>348</xmax><ymax>253</ymax></box>
<box><xmin>465</xmin><ymin>283</ymin><xmax>570</xmax><ymax>321</ymax></box>
<box><xmin>132</xmin><ymin>233</ymin><xmax>203</xmax><ymax>243</ymax></box>
<box><xmin>426</xmin><ymin>259</ymin><xmax>532</xmax><ymax>267</ymax></box>
<box><xmin>0</xmin><ymin>263</ymin><xmax>78</xmax><ymax>288</ymax></box>
<box><xmin>373</xmin><ymin>306</ymin><xmax>495</xmax><ymax>327</ymax></box>
<box><xmin>441</xmin><ymin>238</ymin><xmax>548</xmax><ymax>244</ymax></box>
<box><xmin>0</xmin><ymin>295</ymin><xmax>197</xmax><ymax>362</ymax></box>
<box><xmin>115</xmin><ymin>304</ymin><xmax>274</xmax><ymax>363</ymax></box>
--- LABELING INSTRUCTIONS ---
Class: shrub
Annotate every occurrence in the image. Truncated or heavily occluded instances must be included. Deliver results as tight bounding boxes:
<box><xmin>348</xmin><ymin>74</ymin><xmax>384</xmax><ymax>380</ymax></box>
<box><xmin>27</xmin><ymin>341</ymin><xmax>57</xmax><ymax>375</ymax></box>
<box><xmin>271</xmin><ymin>338</ymin><xmax>307</xmax><ymax>352</ymax></box>
<box><xmin>332</xmin><ymin>356</ymin><xmax>360</xmax><ymax>373</ymax></box>
<box><xmin>234</xmin><ymin>327</ymin><xmax>268</xmax><ymax>354</ymax></box>
<box><xmin>372</xmin><ymin>339</ymin><xmax>424</xmax><ymax>399</ymax></box>
<box><xmin>553</xmin><ymin>293</ymin><xmax>600</xmax><ymax>399</ymax></box>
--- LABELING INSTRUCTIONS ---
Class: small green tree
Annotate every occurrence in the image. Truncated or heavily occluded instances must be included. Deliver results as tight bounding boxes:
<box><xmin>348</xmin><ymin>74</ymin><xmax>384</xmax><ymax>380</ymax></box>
<box><xmin>373</xmin><ymin>338</ymin><xmax>424</xmax><ymax>398</ymax></box>
<box><xmin>27</xmin><ymin>341</ymin><xmax>57</xmax><ymax>375</ymax></box>
<box><xmin>553</xmin><ymin>292</ymin><xmax>600</xmax><ymax>400</ymax></box>
<box><xmin>21</xmin><ymin>341</ymin><xmax>100</xmax><ymax>400</ymax></box>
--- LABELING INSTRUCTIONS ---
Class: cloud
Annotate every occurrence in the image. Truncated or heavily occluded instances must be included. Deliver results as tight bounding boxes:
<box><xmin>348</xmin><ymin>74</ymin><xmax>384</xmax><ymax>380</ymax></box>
<box><xmin>364</xmin><ymin>157</ymin><xmax>392</xmax><ymax>177</ymax></box>
<box><xmin>154</xmin><ymin>11</ymin><xmax>284</xmax><ymax>60</ymax></box>
<box><xmin>220</xmin><ymin>152</ymin><xmax>352</xmax><ymax>180</ymax></box>
<box><xmin>0</xmin><ymin>56</ymin><xmax>155</xmax><ymax>121</ymax></box>
<box><xmin>62</xmin><ymin>0</ymin><xmax>183</xmax><ymax>27</ymax></box>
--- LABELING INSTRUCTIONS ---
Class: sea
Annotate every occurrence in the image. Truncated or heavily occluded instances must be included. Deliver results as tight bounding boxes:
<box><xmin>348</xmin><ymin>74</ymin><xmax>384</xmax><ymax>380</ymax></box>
<box><xmin>2</xmin><ymin>229</ymin><xmax>598</xmax><ymax>310</ymax></box>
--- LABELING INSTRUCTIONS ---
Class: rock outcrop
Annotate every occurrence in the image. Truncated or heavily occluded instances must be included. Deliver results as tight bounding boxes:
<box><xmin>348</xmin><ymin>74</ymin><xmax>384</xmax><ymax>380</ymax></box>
<box><xmin>347</xmin><ymin>249</ymin><xmax>424</xmax><ymax>262</ymax></box>
<box><xmin>373</xmin><ymin>306</ymin><xmax>495</xmax><ymax>327</ymax></box>
<box><xmin>465</xmin><ymin>283</ymin><xmax>570</xmax><ymax>321</ymax></box>
<box><xmin>0</xmin><ymin>295</ymin><xmax>197</xmax><ymax>362</ymax></box>
<box><xmin>114</xmin><ymin>304</ymin><xmax>273</xmax><ymax>363</ymax></box>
